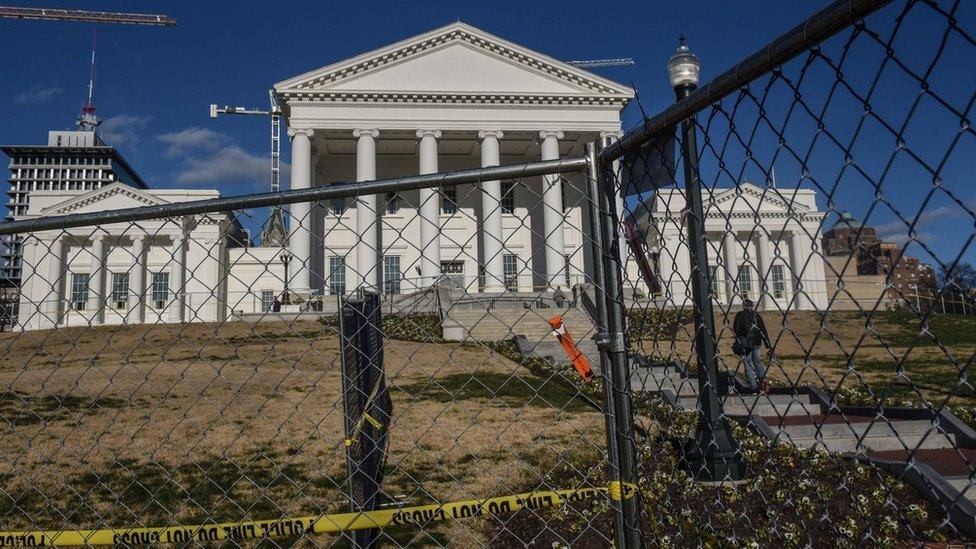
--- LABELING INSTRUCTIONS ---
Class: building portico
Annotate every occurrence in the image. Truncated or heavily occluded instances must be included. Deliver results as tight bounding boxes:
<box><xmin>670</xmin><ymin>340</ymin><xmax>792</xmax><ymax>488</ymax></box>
<box><xmin>274</xmin><ymin>22</ymin><xmax>634</xmax><ymax>296</ymax></box>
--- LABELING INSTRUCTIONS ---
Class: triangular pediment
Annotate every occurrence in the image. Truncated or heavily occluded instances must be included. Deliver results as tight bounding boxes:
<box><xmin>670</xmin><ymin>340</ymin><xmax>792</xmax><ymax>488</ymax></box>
<box><xmin>42</xmin><ymin>182</ymin><xmax>167</xmax><ymax>215</ymax></box>
<box><xmin>708</xmin><ymin>183</ymin><xmax>811</xmax><ymax>214</ymax></box>
<box><xmin>275</xmin><ymin>22</ymin><xmax>633</xmax><ymax>100</ymax></box>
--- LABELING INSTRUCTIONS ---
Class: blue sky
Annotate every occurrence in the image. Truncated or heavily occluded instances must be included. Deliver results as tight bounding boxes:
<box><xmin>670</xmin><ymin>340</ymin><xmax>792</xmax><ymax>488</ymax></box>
<box><xmin>2</xmin><ymin>1</ymin><xmax>973</xmax><ymax>268</ymax></box>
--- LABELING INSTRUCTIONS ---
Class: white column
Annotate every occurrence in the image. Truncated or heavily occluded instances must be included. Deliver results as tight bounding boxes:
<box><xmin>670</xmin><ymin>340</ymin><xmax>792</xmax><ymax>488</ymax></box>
<box><xmin>479</xmin><ymin>130</ymin><xmax>505</xmax><ymax>292</ymax></box>
<box><xmin>723</xmin><ymin>230</ymin><xmax>738</xmax><ymax>305</ymax></box>
<box><xmin>417</xmin><ymin>129</ymin><xmax>442</xmax><ymax>287</ymax></box>
<box><xmin>89</xmin><ymin>235</ymin><xmax>105</xmax><ymax>324</ymax></box>
<box><xmin>287</xmin><ymin>127</ymin><xmax>314</xmax><ymax>294</ymax></box>
<box><xmin>354</xmin><ymin>129</ymin><xmax>379</xmax><ymax>290</ymax></box>
<box><xmin>539</xmin><ymin>130</ymin><xmax>565</xmax><ymax>290</ymax></box>
<box><xmin>169</xmin><ymin>233</ymin><xmax>185</xmax><ymax>323</ymax></box>
<box><xmin>657</xmin><ymin>234</ymin><xmax>675</xmax><ymax>300</ymax></box>
<box><xmin>129</xmin><ymin>235</ymin><xmax>146</xmax><ymax>324</ymax></box>
<box><xmin>46</xmin><ymin>236</ymin><xmax>64</xmax><ymax>327</ymax></box>
<box><xmin>789</xmin><ymin>229</ymin><xmax>811</xmax><ymax>310</ymax></box>
<box><xmin>756</xmin><ymin>230</ymin><xmax>771</xmax><ymax>310</ymax></box>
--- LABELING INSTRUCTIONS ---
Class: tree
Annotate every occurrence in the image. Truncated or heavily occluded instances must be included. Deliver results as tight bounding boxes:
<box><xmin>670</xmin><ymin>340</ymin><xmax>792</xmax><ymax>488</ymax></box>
<box><xmin>939</xmin><ymin>262</ymin><xmax>976</xmax><ymax>293</ymax></box>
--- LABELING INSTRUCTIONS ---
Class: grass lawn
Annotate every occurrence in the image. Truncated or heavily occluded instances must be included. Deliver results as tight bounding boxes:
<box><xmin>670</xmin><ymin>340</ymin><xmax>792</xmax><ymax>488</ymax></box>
<box><xmin>0</xmin><ymin>320</ymin><xmax>606</xmax><ymax>546</ymax></box>
<box><xmin>630</xmin><ymin>307</ymin><xmax>976</xmax><ymax>405</ymax></box>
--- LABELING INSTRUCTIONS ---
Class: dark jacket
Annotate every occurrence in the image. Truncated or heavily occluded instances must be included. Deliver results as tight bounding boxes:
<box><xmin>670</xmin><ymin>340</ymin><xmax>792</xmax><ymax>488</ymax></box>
<box><xmin>733</xmin><ymin>308</ymin><xmax>771</xmax><ymax>348</ymax></box>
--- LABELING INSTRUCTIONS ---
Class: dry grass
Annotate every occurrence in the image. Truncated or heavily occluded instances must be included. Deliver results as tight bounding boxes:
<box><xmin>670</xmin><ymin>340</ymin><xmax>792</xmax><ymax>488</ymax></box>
<box><xmin>634</xmin><ymin>308</ymin><xmax>976</xmax><ymax>402</ymax></box>
<box><xmin>0</xmin><ymin>320</ymin><xmax>605</xmax><ymax>546</ymax></box>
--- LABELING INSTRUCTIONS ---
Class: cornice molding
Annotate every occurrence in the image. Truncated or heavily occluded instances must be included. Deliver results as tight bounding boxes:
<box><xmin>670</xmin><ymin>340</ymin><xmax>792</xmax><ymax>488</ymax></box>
<box><xmin>46</xmin><ymin>184</ymin><xmax>164</xmax><ymax>216</ymax></box>
<box><xmin>276</xmin><ymin>25</ymin><xmax>632</xmax><ymax>99</ymax></box>
<box><xmin>279</xmin><ymin>91</ymin><xmax>630</xmax><ymax>108</ymax></box>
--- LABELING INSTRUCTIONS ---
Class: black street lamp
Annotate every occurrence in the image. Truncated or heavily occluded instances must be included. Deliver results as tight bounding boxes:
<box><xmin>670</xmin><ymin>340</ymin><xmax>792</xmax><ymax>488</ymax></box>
<box><xmin>669</xmin><ymin>37</ymin><xmax>745</xmax><ymax>481</ymax></box>
<box><xmin>280</xmin><ymin>250</ymin><xmax>292</xmax><ymax>305</ymax></box>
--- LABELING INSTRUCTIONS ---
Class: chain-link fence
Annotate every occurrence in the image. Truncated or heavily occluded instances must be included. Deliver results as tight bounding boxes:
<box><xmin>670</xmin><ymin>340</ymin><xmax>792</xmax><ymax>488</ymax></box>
<box><xmin>1</xmin><ymin>0</ymin><xmax>975</xmax><ymax>546</ymax></box>
<box><xmin>0</xmin><ymin>155</ymin><xmax>643</xmax><ymax>547</ymax></box>
<box><xmin>595</xmin><ymin>0</ymin><xmax>976</xmax><ymax>545</ymax></box>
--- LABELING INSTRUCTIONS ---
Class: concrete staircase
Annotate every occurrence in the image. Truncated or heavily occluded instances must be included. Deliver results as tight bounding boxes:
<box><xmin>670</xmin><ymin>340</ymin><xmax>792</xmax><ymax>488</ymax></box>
<box><xmin>629</xmin><ymin>357</ymin><xmax>976</xmax><ymax>536</ymax></box>
<box><xmin>447</xmin><ymin>300</ymin><xmax>597</xmax><ymax>346</ymax></box>
<box><xmin>629</xmin><ymin>360</ymin><xmax>959</xmax><ymax>454</ymax></box>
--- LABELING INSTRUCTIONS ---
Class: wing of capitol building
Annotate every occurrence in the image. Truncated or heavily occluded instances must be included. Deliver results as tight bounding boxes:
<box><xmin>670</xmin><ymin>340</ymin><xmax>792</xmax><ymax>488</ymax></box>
<box><xmin>6</xmin><ymin>22</ymin><xmax>835</xmax><ymax>332</ymax></box>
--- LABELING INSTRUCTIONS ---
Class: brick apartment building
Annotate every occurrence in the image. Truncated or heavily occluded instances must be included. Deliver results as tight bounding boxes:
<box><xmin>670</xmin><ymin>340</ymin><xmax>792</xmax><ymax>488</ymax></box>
<box><xmin>822</xmin><ymin>211</ymin><xmax>937</xmax><ymax>301</ymax></box>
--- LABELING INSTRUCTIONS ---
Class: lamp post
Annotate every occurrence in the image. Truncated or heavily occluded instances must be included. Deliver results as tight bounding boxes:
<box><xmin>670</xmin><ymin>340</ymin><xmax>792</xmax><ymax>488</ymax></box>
<box><xmin>669</xmin><ymin>37</ymin><xmax>744</xmax><ymax>481</ymax></box>
<box><xmin>280</xmin><ymin>250</ymin><xmax>292</xmax><ymax>305</ymax></box>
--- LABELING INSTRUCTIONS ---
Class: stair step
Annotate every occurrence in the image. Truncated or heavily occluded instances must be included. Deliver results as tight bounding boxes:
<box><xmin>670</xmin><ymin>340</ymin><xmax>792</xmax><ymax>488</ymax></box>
<box><xmin>776</xmin><ymin>419</ymin><xmax>940</xmax><ymax>439</ymax></box>
<box><xmin>787</xmin><ymin>432</ymin><xmax>956</xmax><ymax>453</ymax></box>
<box><xmin>945</xmin><ymin>477</ymin><xmax>976</xmax><ymax>500</ymax></box>
<box><xmin>720</xmin><ymin>403</ymin><xmax>819</xmax><ymax>417</ymax></box>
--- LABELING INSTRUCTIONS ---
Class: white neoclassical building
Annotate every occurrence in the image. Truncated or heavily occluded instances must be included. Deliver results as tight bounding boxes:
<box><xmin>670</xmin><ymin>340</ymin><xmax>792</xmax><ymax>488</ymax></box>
<box><xmin>633</xmin><ymin>184</ymin><xmax>829</xmax><ymax>310</ymax></box>
<box><xmin>268</xmin><ymin>22</ymin><xmax>634</xmax><ymax>297</ymax></box>
<box><xmin>11</xmin><ymin>23</ymin><xmax>832</xmax><ymax>331</ymax></box>
<box><xmin>16</xmin><ymin>183</ymin><xmax>245</xmax><ymax>331</ymax></box>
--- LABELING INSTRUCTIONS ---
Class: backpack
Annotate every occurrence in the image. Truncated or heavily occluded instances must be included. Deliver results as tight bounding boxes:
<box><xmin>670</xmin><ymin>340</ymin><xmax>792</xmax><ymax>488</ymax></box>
<box><xmin>732</xmin><ymin>336</ymin><xmax>753</xmax><ymax>357</ymax></box>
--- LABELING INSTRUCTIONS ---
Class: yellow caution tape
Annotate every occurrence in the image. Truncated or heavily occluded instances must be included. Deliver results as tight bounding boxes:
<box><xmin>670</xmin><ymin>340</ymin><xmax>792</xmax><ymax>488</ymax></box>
<box><xmin>608</xmin><ymin>480</ymin><xmax>640</xmax><ymax>501</ymax></box>
<box><xmin>0</xmin><ymin>482</ymin><xmax>639</xmax><ymax>547</ymax></box>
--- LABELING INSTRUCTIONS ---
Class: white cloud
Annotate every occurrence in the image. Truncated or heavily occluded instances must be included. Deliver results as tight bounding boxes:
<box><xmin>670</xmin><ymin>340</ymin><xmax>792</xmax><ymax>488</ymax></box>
<box><xmin>98</xmin><ymin>114</ymin><xmax>153</xmax><ymax>147</ymax></box>
<box><xmin>874</xmin><ymin>202</ymin><xmax>973</xmax><ymax>245</ymax></box>
<box><xmin>172</xmin><ymin>145</ymin><xmax>271</xmax><ymax>188</ymax></box>
<box><xmin>14</xmin><ymin>85</ymin><xmax>62</xmax><ymax>105</ymax></box>
<box><xmin>157</xmin><ymin>127</ymin><xmax>227</xmax><ymax>157</ymax></box>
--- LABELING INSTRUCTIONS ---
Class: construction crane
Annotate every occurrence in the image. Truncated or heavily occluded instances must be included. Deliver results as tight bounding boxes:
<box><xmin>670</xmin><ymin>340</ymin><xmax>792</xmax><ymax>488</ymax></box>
<box><xmin>0</xmin><ymin>6</ymin><xmax>176</xmax><ymax>26</ymax></box>
<box><xmin>210</xmin><ymin>91</ymin><xmax>287</xmax><ymax>247</ymax></box>
<box><xmin>566</xmin><ymin>58</ymin><xmax>635</xmax><ymax>68</ymax></box>
<box><xmin>1</xmin><ymin>6</ymin><xmax>176</xmax><ymax>130</ymax></box>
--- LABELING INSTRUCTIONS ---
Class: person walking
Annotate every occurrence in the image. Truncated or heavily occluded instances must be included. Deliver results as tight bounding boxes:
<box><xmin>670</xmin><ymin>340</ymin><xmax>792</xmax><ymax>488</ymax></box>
<box><xmin>732</xmin><ymin>298</ymin><xmax>772</xmax><ymax>393</ymax></box>
<box><xmin>553</xmin><ymin>286</ymin><xmax>566</xmax><ymax>308</ymax></box>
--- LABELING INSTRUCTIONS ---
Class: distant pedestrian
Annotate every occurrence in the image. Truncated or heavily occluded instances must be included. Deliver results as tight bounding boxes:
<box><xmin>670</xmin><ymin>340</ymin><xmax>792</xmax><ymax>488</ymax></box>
<box><xmin>732</xmin><ymin>298</ymin><xmax>773</xmax><ymax>393</ymax></box>
<box><xmin>553</xmin><ymin>286</ymin><xmax>566</xmax><ymax>308</ymax></box>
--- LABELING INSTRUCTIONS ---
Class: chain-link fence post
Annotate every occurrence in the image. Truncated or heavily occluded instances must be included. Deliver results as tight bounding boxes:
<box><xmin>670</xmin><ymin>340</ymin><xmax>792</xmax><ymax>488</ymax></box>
<box><xmin>667</xmin><ymin>39</ymin><xmax>745</xmax><ymax>482</ymax></box>
<box><xmin>593</xmin><ymin>139</ymin><xmax>643</xmax><ymax>548</ymax></box>
<box><xmin>584</xmin><ymin>142</ymin><xmax>627</xmax><ymax>546</ymax></box>
<box><xmin>340</xmin><ymin>291</ymin><xmax>392</xmax><ymax>548</ymax></box>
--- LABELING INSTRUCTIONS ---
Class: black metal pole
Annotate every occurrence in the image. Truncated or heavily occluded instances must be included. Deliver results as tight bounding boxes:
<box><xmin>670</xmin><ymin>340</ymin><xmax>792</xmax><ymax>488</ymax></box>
<box><xmin>594</xmin><ymin>138</ymin><xmax>643</xmax><ymax>547</ymax></box>
<box><xmin>584</xmin><ymin>143</ymin><xmax>626</xmax><ymax>547</ymax></box>
<box><xmin>674</xmin><ymin>83</ymin><xmax>744</xmax><ymax>481</ymax></box>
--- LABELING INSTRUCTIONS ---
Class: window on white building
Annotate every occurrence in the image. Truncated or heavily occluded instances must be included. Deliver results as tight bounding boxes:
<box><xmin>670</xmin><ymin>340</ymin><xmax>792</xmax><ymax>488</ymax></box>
<box><xmin>260</xmin><ymin>290</ymin><xmax>275</xmax><ymax>312</ymax></box>
<box><xmin>441</xmin><ymin>260</ymin><xmax>464</xmax><ymax>288</ymax></box>
<box><xmin>772</xmin><ymin>265</ymin><xmax>787</xmax><ymax>299</ymax></box>
<box><xmin>708</xmin><ymin>266</ymin><xmax>721</xmax><ymax>297</ymax></box>
<box><xmin>383</xmin><ymin>255</ymin><xmax>401</xmax><ymax>295</ymax></box>
<box><xmin>111</xmin><ymin>272</ymin><xmax>129</xmax><ymax>309</ymax></box>
<box><xmin>738</xmin><ymin>265</ymin><xmax>753</xmax><ymax>300</ymax></box>
<box><xmin>386</xmin><ymin>192</ymin><xmax>400</xmax><ymax>215</ymax></box>
<box><xmin>151</xmin><ymin>272</ymin><xmax>170</xmax><ymax>309</ymax></box>
<box><xmin>503</xmin><ymin>254</ymin><xmax>519</xmax><ymax>291</ymax></box>
<box><xmin>71</xmin><ymin>273</ymin><xmax>89</xmax><ymax>310</ymax></box>
<box><xmin>441</xmin><ymin>187</ymin><xmax>458</xmax><ymax>215</ymax></box>
<box><xmin>331</xmin><ymin>198</ymin><xmax>346</xmax><ymax>215</ymax></box>
<box><xmin>564</xmin><ymin>254</ymin><xmax>571</xmax><ymax>286</ymax></box>
<box><xmin>501</xmin><ymin>182</ymin><xmax>515</xmax><ymax>214</ymax></box>
<box><xmin>329</xmin><ymin>257</ymin><xmax>346</xmax><ymax>295</ymax></box>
